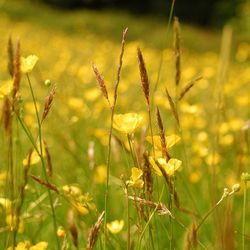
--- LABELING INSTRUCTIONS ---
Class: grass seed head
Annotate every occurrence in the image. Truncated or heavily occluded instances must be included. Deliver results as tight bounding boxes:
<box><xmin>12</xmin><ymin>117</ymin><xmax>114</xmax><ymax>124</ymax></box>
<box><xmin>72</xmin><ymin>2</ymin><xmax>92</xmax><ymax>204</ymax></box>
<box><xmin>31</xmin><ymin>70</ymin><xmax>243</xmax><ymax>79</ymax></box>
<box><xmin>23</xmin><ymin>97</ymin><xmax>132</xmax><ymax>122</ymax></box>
<box><xmin>174</xmin><ymin>16</ymin><xmax>181</xmax><ymax>88</ymax></box>
<box><xmin>2</xmin><ymin>96</ymin><xmax>12</xmax><ymax>135</ymax></box>
<box><xmin>137</xmin><ymin>47</ymin><xmax>150</xmax><ymax>105</ymax></box>
<box><xmin>41</xmin><ymin>84</ymin><xmax>56</xmax><ymax>123</ymax></box>
<box><xmin>12</xmin><ymin>39</ymin><xmax>21</xmax><ymax>101</ymax></box>
<box><xmin>7</xmin><ymin>36</ymin><xmax>14</xmax><ymax>77</ymax></box>
<box><xmin>156</xmin><ymin>107</ymin><xmax>171</xmax><ymax>160</ymax></box>
<box><xmin>86</xmin><ymin>211</ymin><xmax>105</xmax><ymax>250</ymax></box>
<box><xmin>92</xmin><ymin>63</ymin><xmax>110</xmax><ymax>104</ymax></box>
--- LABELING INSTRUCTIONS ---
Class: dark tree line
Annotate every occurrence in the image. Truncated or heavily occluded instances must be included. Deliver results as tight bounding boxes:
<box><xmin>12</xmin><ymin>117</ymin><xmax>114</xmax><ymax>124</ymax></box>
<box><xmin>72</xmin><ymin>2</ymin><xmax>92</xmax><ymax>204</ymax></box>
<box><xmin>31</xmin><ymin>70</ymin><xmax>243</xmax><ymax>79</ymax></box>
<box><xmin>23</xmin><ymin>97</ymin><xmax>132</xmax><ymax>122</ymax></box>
<box><xmin>39</xmin><ymin>0</ymin><xmax>244</xmax><ymax>26</ymax></box>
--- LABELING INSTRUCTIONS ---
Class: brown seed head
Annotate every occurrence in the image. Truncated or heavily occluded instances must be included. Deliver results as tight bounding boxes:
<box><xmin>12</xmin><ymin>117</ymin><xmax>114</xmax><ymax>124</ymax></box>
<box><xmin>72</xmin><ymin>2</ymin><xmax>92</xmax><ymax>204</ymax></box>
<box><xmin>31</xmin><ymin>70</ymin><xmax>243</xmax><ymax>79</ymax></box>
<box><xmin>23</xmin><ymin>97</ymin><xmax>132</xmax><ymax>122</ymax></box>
<box><xmin>143</xmin><ymin>152</ymin><xmax>153</xmax><ymax>200</ymax></box>
<box><xmin>30</xmin><ymin>174</ymin><xmax>59</xmax><ymax>194</ymax></box>
<box><xmin>137</xmin><ymin>47</ymin><xmax>150</xmax><ymax>105</ymax></box>
<box><xmin>43</xmin><ymin>140</ymin><xmax>53</xmax><ymax>177</ymax></box>
<box><xmin>156</xmin><ymin>107</ymin><xmax>171</xmax><ymax>160</ymax></box>
<box><xmin>41</xmin><ymin>84</ymin><xmax>56</xmax><ymax>123</ymax></box>
<box><xmin>178</xmin><ymin>76</ymin><xmax>202</xmax><ymax>101</ymax></box>
<box><xmin>184</xmin><ymin>223</ymin><xmax>198</xmax><ymax>250</ymax></box>
<box><xmin>7</xmin><ymin>36</ymin><xmax>14</xmax><ymax>77</ymax></box>
<box><xmin>86</xmin><ymin>211</ymin><xmax>105</xmax><ymax>250</ymax></box>
<box><xmin>1</xmin><ymin>97</ymin><xmax>12</xmax><ymax>135</ymax></box>
<box><xmin>174</xmin><ymin>16</ymin><xmax>181</xmax><ymax>87</ymax></box>
<box><xmin>12</xmin><ymin>40</ymin><xmax>21</xmax><ymax>100</ymax></box>
<box><xmin>92</xmin><ymin>63</ymin><xmax>110</xmax><ymax>104</ymax></box>
<box><xmin>67</xmin><ymin>209</ymin><xmax>78</xmax><ymax>248</ymax></box>
<box><xmin>165</xmin><ymin>88</ymin><xmax>179</xmax><ymax>126</ymax></box>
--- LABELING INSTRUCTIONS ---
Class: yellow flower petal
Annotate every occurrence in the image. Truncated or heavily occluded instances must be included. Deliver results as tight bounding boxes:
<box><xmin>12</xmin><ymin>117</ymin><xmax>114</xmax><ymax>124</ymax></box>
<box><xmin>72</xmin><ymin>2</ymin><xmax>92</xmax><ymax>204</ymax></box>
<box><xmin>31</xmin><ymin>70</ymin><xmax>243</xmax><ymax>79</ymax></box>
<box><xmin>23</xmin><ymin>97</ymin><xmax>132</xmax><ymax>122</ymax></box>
<box><xmin>148</xmin><ymin>156</ymin><xmax>162</xmax><ymax>176</ymax></box>
<box><xmin>29</xmin><ymin>242</ymin><xmax>48</xmax><ymax>250</ymax></box>
<box><xmin>131</xmin><ymin>167</ymin><xmax>143</xmax><ymax>181</ymax></box>
<box><xmin>22</xmin><ymin>141</ymin><xmax>46</xmax><ymax>166</ymax></box>
<box><xmin>146</xmin><ymin>134</ymin><xmax>180</xmax><ymax>150</ymax></box>
<box><xmin>0</xmin><ymin>80</ymin><xmax>13</xmax><ymax>98</ymax></box>
<box><xmin>113</xmin><ymin>113</ymin><xmax>143</xmax><ymax>134</ymax></box>
<box><xmin>107</xmin><ymin>220</ymin><xmax>124</xmax><ymax>234</ymax></box>
<box><xmin>21</xmin><ymin>55</ymin><xmax>39</xmax><ymax>74</ymax></box>
<box><xmin>166</xmin><ymin>158</ymin><xmax>182</xmax><ymax>176</ymax></box>
<box><xmin>126</xmin><ymin>167</ymin><xmax>144</xmax><ymax>189</ymax></box>
<box><xmin>93</xmin><ymin>165</ymin><xmax>107</xmax><ymax>184</ymax></box>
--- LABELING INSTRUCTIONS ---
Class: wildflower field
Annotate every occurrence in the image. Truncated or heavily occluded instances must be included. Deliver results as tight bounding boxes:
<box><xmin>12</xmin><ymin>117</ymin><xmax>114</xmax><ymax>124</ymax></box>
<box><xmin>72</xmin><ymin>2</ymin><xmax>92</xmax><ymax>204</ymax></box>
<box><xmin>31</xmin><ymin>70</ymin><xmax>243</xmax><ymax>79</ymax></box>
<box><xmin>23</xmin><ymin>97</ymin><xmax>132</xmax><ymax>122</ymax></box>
<box><xmin>0</xmin><ymin>0</ymin><xmax>250</xmax><ymax>249</ymax></box>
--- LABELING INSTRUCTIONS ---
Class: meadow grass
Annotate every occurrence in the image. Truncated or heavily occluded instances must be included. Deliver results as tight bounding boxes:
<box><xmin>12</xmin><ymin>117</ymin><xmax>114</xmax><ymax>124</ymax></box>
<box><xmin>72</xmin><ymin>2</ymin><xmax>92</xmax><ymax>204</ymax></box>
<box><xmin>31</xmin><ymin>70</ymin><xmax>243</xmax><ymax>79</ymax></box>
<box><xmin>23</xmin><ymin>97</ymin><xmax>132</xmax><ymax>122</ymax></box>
<box><xmin>0</xmin><ymin>0</ymin><xmax>250</xmax><ymax>249</ymax></box>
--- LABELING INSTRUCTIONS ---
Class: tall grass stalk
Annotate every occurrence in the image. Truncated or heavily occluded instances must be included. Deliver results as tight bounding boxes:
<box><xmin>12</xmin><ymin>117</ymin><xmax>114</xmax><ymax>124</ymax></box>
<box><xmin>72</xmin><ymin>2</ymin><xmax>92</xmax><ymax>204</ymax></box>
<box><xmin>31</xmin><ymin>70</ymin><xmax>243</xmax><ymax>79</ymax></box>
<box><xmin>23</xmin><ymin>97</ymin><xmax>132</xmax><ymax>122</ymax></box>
<box><xmin>104</xmin><ymin>28</ymin><xmax>128</xmax><ymax>249</ymax></box>
<box><xmin>153</xmin><ymin>0</ymin><xmax>176</xmax><ymax>96</ymax></box>
<box><xmin>242</xmin><ymin>180</ymin><xmax>247</xmax><ymax>250</ymax></box>
<box><xmin>211</xmin><ymin>25</ymin><xmax>232</xmax><ymax>247</ymax></box>
<box><xmin>26</xmin><ymin>74</ymin><xmax>60</xmax><ymax>250</ymax></box>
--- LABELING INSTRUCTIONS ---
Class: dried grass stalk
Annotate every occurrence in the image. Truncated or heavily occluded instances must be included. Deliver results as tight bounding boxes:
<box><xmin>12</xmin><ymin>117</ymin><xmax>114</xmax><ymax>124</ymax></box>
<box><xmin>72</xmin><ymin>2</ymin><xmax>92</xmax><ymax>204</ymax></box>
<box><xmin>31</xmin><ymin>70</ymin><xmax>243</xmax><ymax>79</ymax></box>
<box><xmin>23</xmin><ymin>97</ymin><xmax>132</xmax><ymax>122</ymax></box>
<box><xmin>178</xmin><ymin>76</ymin><xmax>202</xmax><ymax>101</ymax></box>
<box><xmin>12</xmin><ymin>40</ymin><xmax>21</xmax><ymax>100</ymax></box>
<box><xmin>2</xmin><ymin>96</ymin><xmax>12</xmax><ymax>134</ymax></box>
<box><xmin>7</xmin><ymin>36</ymin><xmax>14</xmax><ymax>77</ymax></box>
<box><xmin>137</xmin><ymin>47</ymin><xmax>150</xmax><ymax>105</ymax></box>
<box><xmin>156</xmin><ymin>107</ymin><xmax>171</xmax><ymax>160</ymax></box>
<box><xmin>156</xmin><ymin>161</ymin><xmax>180</xmax><ymax>208</ymax></box>
<box><xmin>174</xmin><ymin>16</ymin><xmax>181</xmax><ymax>87</ymax></box>
<box><xmin>92</xmin><ymin>63</ymin><xmax>110</xmax><ymax>104</ymax></box>
<box><xmin>41</xmin><ymin>84</ymin><xmax>56</xmax><ymax>123</ymax></box>
<box><xmin>86</xmin><ymin>211</ymin><xmax>105</xmax><ymax>250</ymax></box>
<box><xmin>43</xmin><ymin>140</ymin><xmax>53</xmax><ymax>177</ymax></box>
<box><xmin>166</xmin><ymin>88</ymin><xmax>180</xmax><ymax>126</ymax></box>
<box><xmin>67</xmin><ymin>209</ymin><xmax>78</xmax><ymax>248</ymax></box>
<box><xmin>184</xmin><ymin>223</ymin><xmax>198</xmax><ymax>250</ymax></box>
<box><xmin>30</xmin><ymin>174</ymin><xmax>59</xmax><ymax>194</ymax></box>
<box><xmin>113</xmin><ymin>27</ymin><xmax>128</xmax><ymax>105</ymax></box>
<box><xmin>143</xmin><ymin>152</ymin><xmax>153</xmax><ymax>200</ymax></box>
<box><xmin>128</xmin><ymin>196</ymin><xmax>173</xmax><ymax>217</ymax></box>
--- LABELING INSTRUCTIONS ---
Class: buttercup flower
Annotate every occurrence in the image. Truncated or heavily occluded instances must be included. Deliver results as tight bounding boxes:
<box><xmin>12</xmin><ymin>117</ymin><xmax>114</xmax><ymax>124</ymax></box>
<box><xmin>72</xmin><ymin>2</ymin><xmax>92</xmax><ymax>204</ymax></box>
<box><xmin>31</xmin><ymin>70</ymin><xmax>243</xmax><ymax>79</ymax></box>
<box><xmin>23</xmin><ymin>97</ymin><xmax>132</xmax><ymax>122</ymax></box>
<box><xmin>149</xmin><ymin>157</ymin><xmax>182</xmax><ymax>177</ymax></box>
<box><xmin>107</xmin><ymin>220</ymin><xmax>124</xmax><ymax>234</ymax></box>
<box><xmin>146</xmin><ymin>134</ymin><xmax>180</xmax><ymax>150</ymax></box>
<box><xmin>113</xmin><ymin>113</ymin><xmax>143</xmax><ymax>134</ymax></box>
<box><xmin>6</xmin><ymin>241</ymin><xmax>48</xmax><ymax>250</ymax></box>
<box><xmin>21</xmin><ymin>55</ymin><xmax>39</xmax><ymax>74</ymax></box>
<box><xmin>126</xmin><ymin>167</ymin><xmax>144</xmax><ymax>189</ymax></box>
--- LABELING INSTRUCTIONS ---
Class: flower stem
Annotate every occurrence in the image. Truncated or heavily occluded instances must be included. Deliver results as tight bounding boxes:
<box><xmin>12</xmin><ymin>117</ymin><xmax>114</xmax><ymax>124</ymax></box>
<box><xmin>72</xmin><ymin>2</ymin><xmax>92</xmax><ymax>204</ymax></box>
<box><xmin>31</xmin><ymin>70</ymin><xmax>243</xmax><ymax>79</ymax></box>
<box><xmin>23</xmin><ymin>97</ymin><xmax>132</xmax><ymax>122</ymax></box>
<box><xmin>27</xmin><ymin>74</ymin><xmax>60</xmax><ymax>250</ymax></box>
<box><xmin>242</xmin><ymin>181</ymin><xmax>247</xmax><ymax>250</ymax></box>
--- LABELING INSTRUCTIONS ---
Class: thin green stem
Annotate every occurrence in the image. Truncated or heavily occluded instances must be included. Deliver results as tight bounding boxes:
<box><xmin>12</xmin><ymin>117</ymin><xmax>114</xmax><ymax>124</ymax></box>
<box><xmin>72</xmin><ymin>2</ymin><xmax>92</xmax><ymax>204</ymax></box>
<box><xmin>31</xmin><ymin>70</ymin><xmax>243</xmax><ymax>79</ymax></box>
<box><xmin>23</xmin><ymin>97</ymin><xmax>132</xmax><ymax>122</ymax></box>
<box><xmin>26</xmin><ymin>74</ymin><xmax>60</xmax><ymax>250</ymax></box>
<box><xmin>104</xmin><ymin>28</ymin><xmax>127</xmax><ymax>249</ymax></box>
<box><xmin>152</xmin><ymin>0</ymin><xmax>176</xmax><ymax>98</ymax></box>
<box><xmin>242</xmin><ymin>181</ymin><xmax>247</xmax><ymax>250</ymax></box>
<box><xmin>126</xmin><ymin>187</ymin><xmax>131</xmax><ymax>250</ymax></box>
<box><xmin>196</xmin><ymin>189</ymin><xmax>236</xmax><ymax>233</ymax></box>
<box><xmin>127</xmin><ymin>134</ymin><xmax>139</xmax><ymax>168</ymax></box>
<box><xmin>138</xmin><ymin>187</ymin><xmax>165</xmax><ymax>250</ymax></box>
<box><xmin>148</xmin><ymin>106</ymin><xmax>155</xmax><ymax>159</ymax></box>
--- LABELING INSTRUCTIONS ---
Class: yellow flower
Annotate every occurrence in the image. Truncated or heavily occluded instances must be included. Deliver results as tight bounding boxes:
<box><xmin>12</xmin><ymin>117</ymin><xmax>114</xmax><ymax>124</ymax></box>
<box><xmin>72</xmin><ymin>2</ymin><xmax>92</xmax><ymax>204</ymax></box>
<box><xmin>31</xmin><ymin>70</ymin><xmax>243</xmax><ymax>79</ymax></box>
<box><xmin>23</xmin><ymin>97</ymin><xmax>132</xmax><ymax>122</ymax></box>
<box><xmin>6</xmin><ymin>214</ymin><xmax>24</xmax><ymax>233</ymax></box>
<box><xmin>113</xmin><ymin>113</ymin><xmax>143</xmax><ymax>134</ymax></box>
<box><xmin>21</xmin><ymin>55</ymin><xmax>39</xmax><ymax>74</ymax></box>
<box><xmin>6</xmin><ymin>241</ymin><xmax>48</xmax><ymax>250</ymax></box>
<box><xmin>57</xmin><ymin>226</ymin><xmax>66</xmax><ymax>238</ymax></box>
<box><xmin>0</xmin><ymin>198</ymin><xmax>12</xmax><ymax>213</ymax></box>
<box><xmin>22</xmin><ymin>141</ymin><xmax>46</xmax><ymax>166</ymax></box>
<box><xmin>107</xmin><ymin>220</ymin><xmax>124</xmax><ymax>234</ymax></box>
<box><xmin>93</xmin><ymin>165</ymin><xmax>107</xmax><ymax>184</ymax></box>
<box><xmin>29</xmin><ymin>242</ymin><xmax>48</xmax><ymax>250</ymax></box>
<box><xmin>146</xmin><ymin>134</ymin><xmax>180</xmax><ymax>150</ymax></box>
<box><xmin>0</xmin><ymin>80</ymin><xmax>12</xmax><ymax>98</ymax></box>
<box><xmin>126</xmin><ymin>167</ymin><xmax>144</xmax><ymax>189</ymax></box>
<box><xmin>149</xmin><ymin>157</ymin><xmax>182</xmax><ymax>177</ymax></box>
